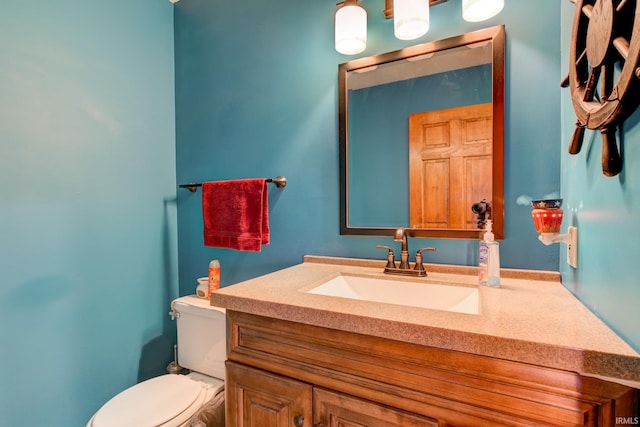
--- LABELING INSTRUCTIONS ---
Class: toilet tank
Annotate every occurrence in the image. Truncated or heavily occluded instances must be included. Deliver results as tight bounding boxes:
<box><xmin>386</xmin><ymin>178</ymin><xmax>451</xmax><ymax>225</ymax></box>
<box><xmin>173</xmin><ymin>295</ymin><xmax>226</xmax><ymax>380</ymax></box>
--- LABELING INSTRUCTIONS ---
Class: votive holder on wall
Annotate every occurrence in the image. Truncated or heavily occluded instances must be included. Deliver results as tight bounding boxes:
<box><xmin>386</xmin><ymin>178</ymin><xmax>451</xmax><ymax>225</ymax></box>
<box><xmin>531</xmin><ymin>199</ymin><xmax>564</xmax><ymax>233</ymax></box>
<box><xmin>530</xmin><ymin>199</ymin><xmax>578</xmax><ymax>268</ymax></box>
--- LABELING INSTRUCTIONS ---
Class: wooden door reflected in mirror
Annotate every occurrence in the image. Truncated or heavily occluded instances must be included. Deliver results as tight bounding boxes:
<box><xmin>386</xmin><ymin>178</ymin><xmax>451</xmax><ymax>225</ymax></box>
<box><xmin>409</xmin><ymin>103</ymin><xmax>492</xmax><ymax>230</ymax></box>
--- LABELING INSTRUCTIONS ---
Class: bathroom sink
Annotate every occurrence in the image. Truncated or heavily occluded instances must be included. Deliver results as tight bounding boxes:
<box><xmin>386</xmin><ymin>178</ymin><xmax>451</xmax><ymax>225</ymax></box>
<box><xmin>307</xmin><ymin>274</ymin><xmax>479</xmax><ymax>315</ymax></box>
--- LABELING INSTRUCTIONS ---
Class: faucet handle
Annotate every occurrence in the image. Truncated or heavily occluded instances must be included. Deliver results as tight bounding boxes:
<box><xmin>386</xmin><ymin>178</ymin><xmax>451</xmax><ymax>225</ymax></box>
<box><xmin>416</xmin><ymin>247</ymin><xmax>436</xmax><ymax>255</ymax></box>
<box><xmin>375</xmin><ymin>245</ymin><xmax>397</xmax><ymax>269</ymax></box>
<box><xmin>414</xmin><ymin>247</ymin><xmax>436</xmax><ymax>274</ymax></box>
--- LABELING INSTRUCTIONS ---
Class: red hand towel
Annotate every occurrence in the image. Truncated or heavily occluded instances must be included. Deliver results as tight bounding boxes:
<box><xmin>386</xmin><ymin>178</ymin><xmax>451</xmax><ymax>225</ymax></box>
<box><xmin>202</xmin><ymin>178</ymin><xmax>270</xmax><ymax>252</ymax></box>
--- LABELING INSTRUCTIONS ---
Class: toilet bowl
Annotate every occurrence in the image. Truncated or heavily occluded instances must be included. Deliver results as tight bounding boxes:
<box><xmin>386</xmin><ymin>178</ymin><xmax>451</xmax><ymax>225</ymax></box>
<box><xmin>88</xmin><ymin>296</ymin><xmax>226</xmax><ymax>427</ymax></box>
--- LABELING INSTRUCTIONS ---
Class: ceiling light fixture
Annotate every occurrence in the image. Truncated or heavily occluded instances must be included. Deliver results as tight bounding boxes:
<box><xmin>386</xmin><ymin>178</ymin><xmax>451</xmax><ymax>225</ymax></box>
<box><xmin>335</xmin><ymin>0</ymin><xmax>368</xmax><ymax>55</ymax></box>
<box><xmin>335</xmin><ymin>0</ymin><xmax>504</xmax><ymax>55</ymax></box>
<box><xmin>393</xmin><ymin>0</ymin><xmax>430</xmax><ymax>41</ymax></box>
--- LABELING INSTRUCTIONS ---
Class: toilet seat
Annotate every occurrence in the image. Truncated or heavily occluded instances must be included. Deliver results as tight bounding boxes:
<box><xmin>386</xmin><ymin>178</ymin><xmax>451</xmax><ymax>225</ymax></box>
<box><xmin>89</xmin><ymin>373</ymin><xmax>224</xmax><ymax>427</ymax></box>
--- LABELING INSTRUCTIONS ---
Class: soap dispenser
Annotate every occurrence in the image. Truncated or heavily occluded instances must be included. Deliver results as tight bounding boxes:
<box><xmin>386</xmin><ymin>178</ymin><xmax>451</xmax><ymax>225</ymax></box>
<box><xmin>478</xmin><ymin>220</ymin><xmax>500</xmax><ymax>287</ymax></box>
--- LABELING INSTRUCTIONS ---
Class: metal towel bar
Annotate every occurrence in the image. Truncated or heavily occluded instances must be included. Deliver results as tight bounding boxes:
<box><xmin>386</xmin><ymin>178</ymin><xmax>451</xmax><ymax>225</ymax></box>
<box><xmin>179</xmin><ymin>176</ymin><xmax>287</xmax><ymax>192</ymax></box>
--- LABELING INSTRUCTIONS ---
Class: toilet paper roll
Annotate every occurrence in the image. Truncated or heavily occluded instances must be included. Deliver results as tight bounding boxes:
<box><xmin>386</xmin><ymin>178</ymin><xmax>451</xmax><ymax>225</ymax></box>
<box><xmin>196</xmin><ymin>277</ymin><xmax>208</xmax><ymax>298</ymax></box>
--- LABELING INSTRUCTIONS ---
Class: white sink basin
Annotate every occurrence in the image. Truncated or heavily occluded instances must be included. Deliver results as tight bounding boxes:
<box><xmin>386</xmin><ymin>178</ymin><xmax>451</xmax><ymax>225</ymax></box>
<box><xmin>307</xmin><ymin>274</ymin><xmax>479</xmax><ymax>315</ymax></box>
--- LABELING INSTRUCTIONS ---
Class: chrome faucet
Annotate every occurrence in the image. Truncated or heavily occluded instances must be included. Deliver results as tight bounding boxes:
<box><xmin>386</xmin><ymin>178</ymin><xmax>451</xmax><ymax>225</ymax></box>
<box><xmin>394</xmin><ymin>228</ymin><xmax>410</xmax><ymax>270</ymax></box>
<box><xmin>375</xmin><ymin>228</ymin><xmax>436</xmax><ymax>277</ymax></box>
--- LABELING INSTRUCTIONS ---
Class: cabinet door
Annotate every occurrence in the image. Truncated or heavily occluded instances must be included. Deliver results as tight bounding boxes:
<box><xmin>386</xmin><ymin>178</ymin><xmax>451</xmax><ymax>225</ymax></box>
<box><xmin>227</xmin><ymin>361</ymin><xmax>312</xmax><ymax>427</ymax></box>
<box><xmin>313</xmin><ymin>387</ymin><xmax>439</xmax><ymax>427</ymax></box>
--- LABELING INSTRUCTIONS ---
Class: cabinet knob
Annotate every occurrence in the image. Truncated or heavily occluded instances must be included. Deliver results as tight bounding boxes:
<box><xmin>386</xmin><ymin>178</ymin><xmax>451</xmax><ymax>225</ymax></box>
<box><xmin>293</xmin><ymin>415</ymin><xmax>304</xmax><ymax>426</ymax></box>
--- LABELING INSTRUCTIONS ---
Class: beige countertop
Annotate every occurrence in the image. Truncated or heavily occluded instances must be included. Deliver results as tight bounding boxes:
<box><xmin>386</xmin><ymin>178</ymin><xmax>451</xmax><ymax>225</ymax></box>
<box><xmin>209</xmin><ymin>255</ymin><xmax>640</xmax><ymax>388</ymax></box>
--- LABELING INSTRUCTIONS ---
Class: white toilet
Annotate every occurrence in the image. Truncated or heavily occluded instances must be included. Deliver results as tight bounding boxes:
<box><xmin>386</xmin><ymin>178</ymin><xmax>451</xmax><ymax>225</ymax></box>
<box><xmin>88</xmin><ymin>295</ymin><xmax>227</xmax><ymax>427</ymax></box>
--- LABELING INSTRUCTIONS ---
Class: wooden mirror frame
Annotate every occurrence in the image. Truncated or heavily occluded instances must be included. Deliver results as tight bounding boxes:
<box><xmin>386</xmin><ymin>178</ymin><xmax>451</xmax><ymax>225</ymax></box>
<box><xmin>339</xmin><ymin>25</ymin><xmax>505</xmax><ymax>239</ymax></box>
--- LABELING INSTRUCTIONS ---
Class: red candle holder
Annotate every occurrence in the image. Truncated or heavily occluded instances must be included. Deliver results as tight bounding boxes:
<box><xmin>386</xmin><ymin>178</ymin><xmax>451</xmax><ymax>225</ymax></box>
<box><xmin>531</xmin><ymin>199</ymin><xmax>563</xmax><ymax>234</ymax></box>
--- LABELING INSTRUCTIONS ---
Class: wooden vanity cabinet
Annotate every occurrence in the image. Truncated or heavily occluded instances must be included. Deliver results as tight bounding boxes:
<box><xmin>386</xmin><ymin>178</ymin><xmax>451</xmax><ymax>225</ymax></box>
<box><xmin>227</xmin><ymin>362</ymin><xmax>437</xmax><ymax>427</ymax></box>
<box><xmin>225</xmin><ymin>311</ymin><xmax>638</xmax><ymax>427</ymax></box>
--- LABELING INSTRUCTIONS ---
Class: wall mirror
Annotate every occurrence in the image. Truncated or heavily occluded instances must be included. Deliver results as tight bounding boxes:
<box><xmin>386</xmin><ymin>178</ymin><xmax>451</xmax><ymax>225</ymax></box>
<box><xmin>339</xmin><ymin>25</ymin><xmax>504</xmax><ymax>239</ymax></box>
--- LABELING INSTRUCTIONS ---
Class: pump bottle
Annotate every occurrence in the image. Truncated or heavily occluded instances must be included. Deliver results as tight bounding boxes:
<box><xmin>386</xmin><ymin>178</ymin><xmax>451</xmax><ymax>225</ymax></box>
<box><xmin>478</xmin><ymin>220</ymin><xmax>500</xmax><ymax>287</ymax></box>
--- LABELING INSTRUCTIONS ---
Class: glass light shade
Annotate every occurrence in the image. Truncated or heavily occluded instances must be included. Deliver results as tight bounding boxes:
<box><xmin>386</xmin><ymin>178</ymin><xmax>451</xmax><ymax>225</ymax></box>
<box><xmin>393</xmin><ymin>0</ymin><xmax>429</xmax><ymax>41</ymax></box>
<box><xmin>462</xmin><ymin>0</ymin><xmax>504</xmax><ymax>22</ymax></box>
<box><xmin>335</xmin><ymin>2</ymin><xmax>367</xmax><ymax>55</ymax></box>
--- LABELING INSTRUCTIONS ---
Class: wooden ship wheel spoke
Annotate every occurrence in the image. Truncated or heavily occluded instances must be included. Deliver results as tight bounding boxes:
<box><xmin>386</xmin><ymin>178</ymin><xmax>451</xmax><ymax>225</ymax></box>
<box><xmin>562</xmin><ymin>0</ymin><xmax>640</xmax><ymax>176</ymax></box>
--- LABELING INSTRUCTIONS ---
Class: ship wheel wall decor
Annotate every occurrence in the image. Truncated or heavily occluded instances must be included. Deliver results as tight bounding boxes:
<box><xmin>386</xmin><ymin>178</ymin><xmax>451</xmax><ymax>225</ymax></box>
<box><xmin>562</xmin><ymin>0</ymin><xmax>640</xmax><ymax>176</ymax></box>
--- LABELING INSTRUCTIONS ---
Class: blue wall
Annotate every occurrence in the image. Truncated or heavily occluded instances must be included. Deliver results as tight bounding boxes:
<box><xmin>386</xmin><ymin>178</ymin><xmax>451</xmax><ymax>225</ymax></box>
<box><xmin>0</xmin><ymin>1</ymin><xmax>177</xmax><ymax>425</ymax></box>
<box><xmin>174</xmin><ymin>0</ymin><xmax>561</xmax><ymax>292</ymax></box>
<box><xmin>2</xmin><ymin>1</ymin><xmax>637</xmax><ymax>425</ymax></box>
<box><xmin>559</xmin><ymin>3</ymin><xmax>640</xmax><ymax>351</ymax></box>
